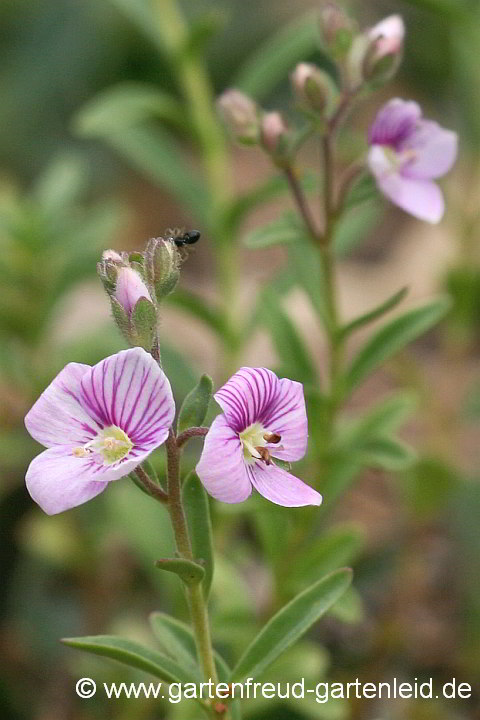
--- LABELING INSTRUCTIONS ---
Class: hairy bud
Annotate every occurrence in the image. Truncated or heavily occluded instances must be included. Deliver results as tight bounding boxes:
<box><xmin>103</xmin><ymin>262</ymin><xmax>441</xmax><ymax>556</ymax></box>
<box><xmin>363</xmin><ymin>15</ymin><xmax>405</xmax><ymax>82</ymax></box>
<box><xmin>291</xmin><ymin>63</ymin><xmax>337</xmax><ymax>116</ymax></box>
<box><xmin>217</xmin><ymin>89</ymin><xmax>260</xmax><ymax>145</ymax></box>
<box><xmin>145</xmin><ymin>237</ymin><xmax>181</xmax><ymax>301</ymax></box>
<box><xmin>319</xmin><ymin>2</ymin><xmax>356</xmax><ymax>57</ymax></box>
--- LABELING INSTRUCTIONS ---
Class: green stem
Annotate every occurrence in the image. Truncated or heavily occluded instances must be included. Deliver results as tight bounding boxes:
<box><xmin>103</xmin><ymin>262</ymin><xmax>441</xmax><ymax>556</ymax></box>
<box><xmin>165</xmin><ymin>430</ymin><xmax>222</xmax><ymax>717</ymax></box>
<box><xmin>153</xmin><ymin>0</ymin><xmax>238</xmax><ymax>376</ymax></box>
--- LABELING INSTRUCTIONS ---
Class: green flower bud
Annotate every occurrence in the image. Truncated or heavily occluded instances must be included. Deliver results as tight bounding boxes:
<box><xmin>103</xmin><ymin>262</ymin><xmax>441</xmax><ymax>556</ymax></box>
<box><xmin>217</xmin><ymin>89</ymin><xmax>260</xmax><ymax>145</ymax></box>
<box><xmin>291</xmin><ymin>63</ymin><xmax>338</xmax><ymax>117</ymax></box>
<box><xmin>145</xmin><ymin>236</ymin><xmax>181</xmax><ymax>302</ymax></box>
<box><xmin>319</xmin><ymin>2</ymin><xmax>356</xmax><ymax>58</ymax></box>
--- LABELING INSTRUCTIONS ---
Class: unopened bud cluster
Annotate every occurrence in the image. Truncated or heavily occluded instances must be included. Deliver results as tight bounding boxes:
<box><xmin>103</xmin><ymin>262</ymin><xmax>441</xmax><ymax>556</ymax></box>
<box><xmin>98</xmin><ymin>237</ymin><xmax>181</xmax><ymax>351</ymax></box>
<box><xmin>216</xmin><ymin>4</ymin><xmax>405</xmax><ymax>162</ymax></box>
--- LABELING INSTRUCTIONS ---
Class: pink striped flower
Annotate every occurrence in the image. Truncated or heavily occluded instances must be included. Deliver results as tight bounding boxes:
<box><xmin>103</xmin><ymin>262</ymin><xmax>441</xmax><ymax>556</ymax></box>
<box><xmin>368</xmin><ymin>98</ymin><xmax>458</xmax><ymax>223</ymax></box>
<box><xmin>25</xmin><ymin>348</ymin><xmax>174</xmax><ymax>514</ymax></box>
<box><xmin>196</xmin><ymin>367</ymin><xmax>322</xmax><ymax>507</ymax></box>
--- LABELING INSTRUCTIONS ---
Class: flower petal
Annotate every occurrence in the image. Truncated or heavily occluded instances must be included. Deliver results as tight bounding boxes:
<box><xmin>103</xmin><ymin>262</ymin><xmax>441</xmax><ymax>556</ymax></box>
<box><xmin>25</xmin><ymin>362</ymin><xmax>101</xmax><ymax>448</ymax></box>
<box><xmin>368</xmin><ymin>98</ymin><xmax>421</xmax><ymax>148</ymax></box>
<box><xmin>79</xmin><ymin>348</ymin><xmax>175</xmax><ymax>449</ymax></box>
<box><xmin>196</xmin><ymin>414</ymin><xmax>252</xmax><ymax>503</ymax></box>
<box><xmin>248</xmin><ymin>462</ymin><xmax>322</xmax><ymax>507</ymax></box>
<box><xmin>25</xmin><ymin>446</ymin><xmax>109</xmax><ymax>514</ymax></box>
<box><xmin>262</xmin><ymin>378</ymin><xmax>307</xmax><ymax>462</ymax></box>
<box><xmin>214</xmin><ymin>367</ymin><xmax>278</xmax><ymax>432</ymax></box>
<box><xmin>369</xmin><ymin>146</ymin><xmax>445</xmax><ymax>223</ymax></box>
<box><xmin>402</xmin><ymin>120</ymin><xmax>458</xmax><ymax>180</ymax></box>
<box><xmin>25</xmin><ymin>443</ymin><xmax>158</xmax><ymax>514</ymax></box>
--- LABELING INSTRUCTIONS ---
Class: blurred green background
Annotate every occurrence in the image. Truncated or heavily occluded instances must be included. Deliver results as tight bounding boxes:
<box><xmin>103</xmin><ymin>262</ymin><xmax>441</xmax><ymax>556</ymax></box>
<box><xmin>1</xmin><ymin>1</ymin><xmax>479</xmax><ymax>719</ymax></box>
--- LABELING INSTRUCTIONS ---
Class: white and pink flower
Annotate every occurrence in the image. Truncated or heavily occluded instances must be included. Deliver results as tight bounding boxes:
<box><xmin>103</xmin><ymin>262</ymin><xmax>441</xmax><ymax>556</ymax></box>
<box><xmin>368</xmin><ymin>98</ymin><xmax>458</xmax><ymax>223</ymax></box>
<box><xmin>25</xmin><ymin>348</ymin><xmax>175</xmax><ymax>514</ymax></box>
<box><xmin>196</xmin><ymin>367</ymin><xmax>321</xmax><ymax>507</ymax></box>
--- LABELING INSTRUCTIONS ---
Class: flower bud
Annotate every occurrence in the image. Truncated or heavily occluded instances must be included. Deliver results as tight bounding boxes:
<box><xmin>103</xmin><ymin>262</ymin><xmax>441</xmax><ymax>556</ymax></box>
<box><xmin>291</xmin><ymin>63</ymin><xmax>337</xmax><ymax>116</ymax></box>
<box><xmin>145</xmin><ymin>236</ymin><xmax>181</xmax><ymax>302</ymax></box>
<box><xmin>217</xmin><ymin>89</ymin><xmax>260</xmax><ymax>145</ymax></box>
<box><xmin>319</xmin><ymin>2</ymin><xmax>356</xmax><ymax>57</ymax></box>
<box><xmin>260</xmin><ymin>112</ymin><xmax>290</xmax><ymax>162</ymax></box>
<box><xmin>363</xmin><ymin>15</ymin><xmax>405</xmax><ymax>82</ymax></box>
<box><xmin>115</xmin><ymin>266</ymin><xmax>152</xmax><ymax>316</ymax></box>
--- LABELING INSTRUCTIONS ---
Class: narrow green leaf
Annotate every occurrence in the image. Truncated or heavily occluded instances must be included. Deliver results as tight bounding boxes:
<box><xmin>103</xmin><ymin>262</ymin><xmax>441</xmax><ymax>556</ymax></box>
<box><xmin>74</xmin><ymin>83</ymin><xmax>185</xmax><ymax>136</ymax></box>
<box><xmin>343</xmin><ymin>173</ymin><xmax>378</xmax><ymax>209</ymax></box>
<box><xmin>234</xmin><ymin>11</ymin><xmax>320</xmax><ymax>100</ymax></box>
<box><xmin>62</xmin><ymin>635</ymin><xmax>198</xmax><ymax>685</ymax></box>
<box><xmin>288</xmin><ymin>525</ymin><xmax>364</xmax><ymax>591</ymax></box>
<box><xmin>259</xmin><ymin>288</ymin><xmax>318</xmax><ymax>385</ymax></box>
<box><xmin>360</xmin><ymin>436</ymin><xmax>417</xmax><ymax>471</ymax></box>
<box><xmin>150</xmin><ymin>613</ymin><xmax>242</xmax><ymax>719</ymax></box>
<box><xmin>183</xmin><ymin>472</ymin><xmax>214</xmax><ymax>597</ymax></box>
<box><xmin>94</xmin><ymin>123</ymin><xmax>210</xmax><ymax>223</ymax></box>
<box><xmin>330</xmin><ymin>586</ymin><xmax>364</xmax><ymax>624</ymax></box>
<box><xmin>288</xmin><ymin>239</ymin><xmax>329</xmax><ymax>324</ymax></box>
<box><xmin>243</xmin><ymin>212</ymin><xmax>305</xmax><ymax>249</ymax></box>
<box><xmin>338</xmin><ymin>392</ymin><xmax>416</xmax><ymax>451</ymax></box>
<box><xmin>230</xmin><ymin>568</ymin><xmax>352</xmax><ymax>681</ymax></box>
<box><xmin>333</xmin><ymin>200</ymin><xmax>383</xmax><ymax>256</ymax></box>
<box><xmin>345</xmin><ymin>297</ymin><xmax>451</xmax><ymax>393</ymax></box>
<box><xmin>150</xmin><ymin>612</ymin><xmax>199</xmax><ymax>672</ymax></box>
<box><xmin>177</xmin><ymin>374</ymin><xmax>213</xmax><ymax>435</ymax></box>
<box><xmin>155</xmin><ymin>557</ymin><xmax>205</xmax><ymax>585</ymax></box>
<box><xmin>340</xmin><ymin>287</ymin><xmax>408</xmax><ymax>339</ymax></box>
<box><xmin>167</xmin><ymin>288</ymin><xmax>233</xmax><ymax>343</ymax></box>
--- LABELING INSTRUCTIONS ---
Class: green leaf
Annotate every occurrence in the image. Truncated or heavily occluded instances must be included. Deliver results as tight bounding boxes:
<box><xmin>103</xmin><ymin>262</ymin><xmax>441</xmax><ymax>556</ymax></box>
<box><xmin>150</xmin><ymin>613</ymin><xmax>242</xmax><ymax>719</ymax></box>
<box><xmin>338</xmin><ymin>392</ymin><xmax>416</xmax><ymax>451</ymax></box>
<box><xmin>177</xmin><ymin>374</ymin><xmax>213</xmax><ymax>435</ymax></box>
<box><xmin>333</xmin><ymin>200</ymin><xmax>383</xmax><ymax>256</ymax></box>
<box><xmin>345</xmin><ymin>297</ymin><xmax>451</xmax><ymax>393</ymax></box>
<box><xmin>88</xmin><ymin>123</ymin><xmax>210</xmax><ymax>224</ymax></box>
<box><xmin>343</xmin><ymin>173</ymin><xmax>378</xmax><ymax>209</ymax></box>
<box><xmin>230</xmin><ymin>568</ymin><xmax>352</xmax><ymax>681</ymax></box>
<box><xmin>74</xmin><ymin>83</ymin><xmax>185</xmax><ymax>136</ymax></box>
<box><xmin>150</xmin><ymin>612</ymin><xmax>199</xmax><ymax>674</ymax></box>
<box><xmin>288</xmin><ymin>525</ymin><xmax>364</xmax><ymax>592</ymax></box>
<box><xmin>288</xmin><ymin>240</ymin><xmax>328</xmax><ymax>324</ymax></box>
<box><xmin>234</xmin><ymin>11</ymin><xmax>320</xmax><ymax>100</ymax></box>
<box><xmin>330</xmin><ymin>586</ymin><xmax>364</xmax><ymax>624</ymax></box>
<box><xmin>359</xmin><ymin>436</ymin><xmax>417</xmax><ymax>471</ymax></box>
<box><xmin>155</xmin><ymin>557</ymin><xmax>205</xmax><ymax>585</ymax></box>
<box><xmin>62</xmin><ymin>635</ymin><xmax>198</xmax><ymax>686</ymax></box>
<box><xmin>167</xmin><ymin>288</ymin><xmax>234</xmax><ymax>343</ymax></box>
<box><xmin>225</xmin><ymin>172</ymin><xmax>317</xmax><ymax>232</ymax></box>
<box><xmin>340</xmin><ymin>287</ymin><xmax>408</xmax><ymax>339</ymax></box>
<box><xmin>259</xmin><ymin>288</ymin><xmax>318</xmax><ymax>385</ymax></box>
<box><xmin>107</xmin><ymin>0</ymin><xmax>168</xmax><ymax>52</ymax></box>
<box><xmin>182</xmin><ymin>472</ymin><xmax>214</xmax><ymax>597</ymax></box>
<box><xmin>243</xmin><ymin>212</ymin><xmax>306</xmax><ymax>249</ymax></box>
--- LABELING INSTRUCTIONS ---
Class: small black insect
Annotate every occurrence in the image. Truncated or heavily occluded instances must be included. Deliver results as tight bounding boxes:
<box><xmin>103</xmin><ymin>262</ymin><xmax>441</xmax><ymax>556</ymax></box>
<box><xmin>172</xmin><ymin>230</ymin><xmax>201</xmax><ymax>247</ymax></box>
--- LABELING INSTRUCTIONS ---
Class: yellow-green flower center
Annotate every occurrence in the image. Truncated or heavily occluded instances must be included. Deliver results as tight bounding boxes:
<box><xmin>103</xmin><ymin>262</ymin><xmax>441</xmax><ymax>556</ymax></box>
<box><xmin>239</xmin><ymin>422</ymin><xmax>268</xmax><ymax>463</ymax></box>
<box><xmin>73</xmin><ymin>425</ymin><xmax>133</xmax><ymax>465</ymax></box>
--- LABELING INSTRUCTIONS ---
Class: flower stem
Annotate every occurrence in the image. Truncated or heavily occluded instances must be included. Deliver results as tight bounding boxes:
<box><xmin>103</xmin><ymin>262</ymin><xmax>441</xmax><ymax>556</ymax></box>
<box><xmin>165</xmin><ymin>430</ymin><xmax>221</xmax><ymax>712</ymax></box>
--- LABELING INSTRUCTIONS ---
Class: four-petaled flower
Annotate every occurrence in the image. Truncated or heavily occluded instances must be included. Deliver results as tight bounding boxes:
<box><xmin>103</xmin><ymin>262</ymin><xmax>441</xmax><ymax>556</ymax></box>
<box><xmin>25</xmin><ymin>348</ymin><xmax>175</xmax><ymax>514</ymax></box>
<box><xmin>368</xmin><ymin>98</ymin><xmax>457</xmax><ymax>223</ymax></box>
<box><xmin>196</xmin><ymin>367</ymin><xmax>322</xmax><ymax>507</ymax></box>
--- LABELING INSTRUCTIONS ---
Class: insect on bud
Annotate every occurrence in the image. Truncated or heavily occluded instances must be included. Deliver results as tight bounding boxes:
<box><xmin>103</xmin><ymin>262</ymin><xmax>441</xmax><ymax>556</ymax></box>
<box><xmin>217</xmin><ymin>89</ymin><xmax>260</xmax><ymax>145</ymax></box>
<box><xmin>291</xmin><ymin>63</ymin><xmax>338</xmax><ymax>116</ymax></box>
<box><xmin>319</xmin><ymin>2</ymin><xmax>356</xmax><ymax>57</ymax></box>
<box><xmin>145</xmin><ymin>236</ymin><xmax>181</xmax><ymax>302</ymax></box>
<box><xmin>363</xmin><ymin>15</ymin><xmax>405</xmax><ymax>83</ymax></box>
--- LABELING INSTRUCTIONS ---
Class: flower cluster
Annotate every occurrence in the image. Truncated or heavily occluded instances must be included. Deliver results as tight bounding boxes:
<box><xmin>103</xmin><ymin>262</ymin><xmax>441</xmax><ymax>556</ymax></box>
<box><xmin>216</xmin><ymin>9</ymin><xmax>457</xmax><ymax>224</ymax></box>
<box><xmin>25</xmin><ymin>353</ymin><xmax>320</xmax><ymax>514</ymax></box>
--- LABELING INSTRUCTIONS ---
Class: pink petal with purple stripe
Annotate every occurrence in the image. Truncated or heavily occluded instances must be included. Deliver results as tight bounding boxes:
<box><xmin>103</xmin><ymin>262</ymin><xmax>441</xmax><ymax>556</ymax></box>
<box><xmin>248</xmin><ymin>462</ymin><xmax>322</xmax><ymax>507</ymax></box>
<box><xmin>401</xmin><ymin>120</ymin><xmax>458</xmax><ymax>180</ymax></box>
<box><xmin>215</xmin><ymin>367</ymin><xmax>281</xmax><ymax>432</ymax></box>
<box><xmin>25</xmin><ymin>363</ymin><xmax>102</xmax><ymax>447</ymax></box>
<box><xmin>79</xmin><ymin>347</ymin><xmax>174</xmax><ymax>450</ymax></box>
<box><xmin>368</xmin><ymin>98</ymin><xmax>421</xmax><ymax>148</ymax></box>
<box><xmin>195</xmin><ymin>414</ymin><xmax>252</xmax><ymax>503</ymax></box>
<box><xmin>26</xmin><ymin>446</ymin><xmax>110</xmax><ymax>515</ymax></box>
<box><xmin>263</xmin><ymin>377</ymin><xmax>307</xmax><ymax>462</ymax></box>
